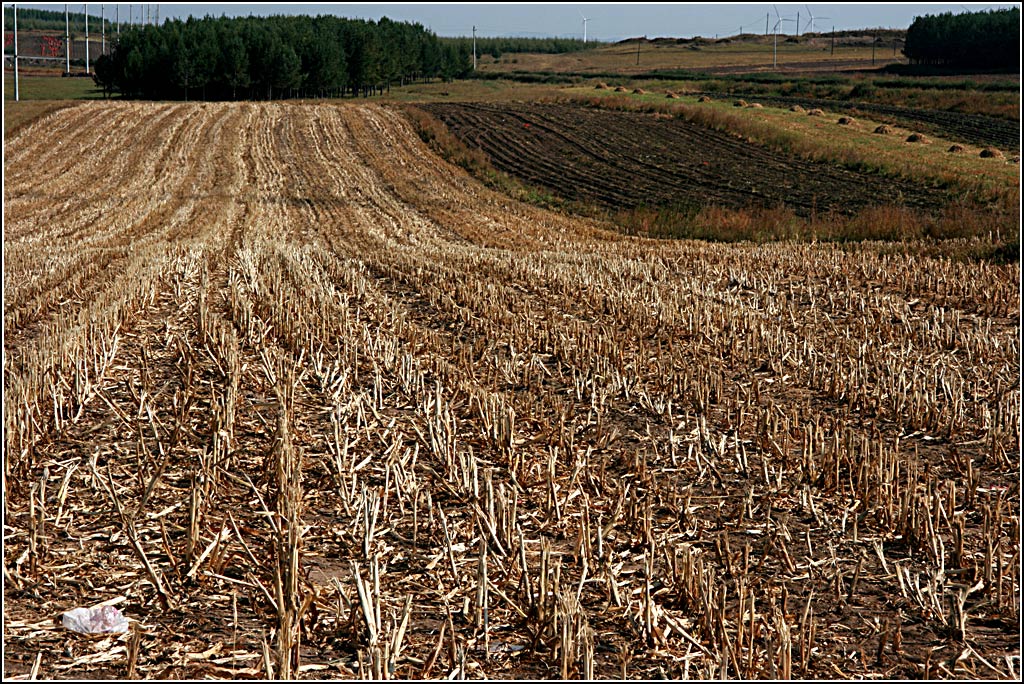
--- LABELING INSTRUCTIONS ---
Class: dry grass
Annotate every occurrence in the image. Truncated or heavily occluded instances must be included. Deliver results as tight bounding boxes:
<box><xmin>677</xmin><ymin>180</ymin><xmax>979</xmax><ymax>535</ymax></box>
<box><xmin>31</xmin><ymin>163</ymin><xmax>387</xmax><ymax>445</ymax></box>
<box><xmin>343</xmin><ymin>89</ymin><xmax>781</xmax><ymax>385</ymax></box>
<box><xmin>476</xmin><ymin>37</ymin><xmax>892</xmax><ymax>75</ymax></box>
<box><xmin>3</xmin><ymin>100</ymin><xmax>77</xmax><ymax>139</ymax></box>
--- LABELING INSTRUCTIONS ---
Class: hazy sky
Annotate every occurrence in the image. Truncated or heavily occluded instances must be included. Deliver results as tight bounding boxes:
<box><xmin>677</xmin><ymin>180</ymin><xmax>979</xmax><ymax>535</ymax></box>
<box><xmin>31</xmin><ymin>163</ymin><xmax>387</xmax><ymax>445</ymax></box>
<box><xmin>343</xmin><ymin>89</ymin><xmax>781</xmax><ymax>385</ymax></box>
<box><xmin>11</xmin><ymin>3</ymin><xmax>1019</xmax><ymax>41</ymax></box>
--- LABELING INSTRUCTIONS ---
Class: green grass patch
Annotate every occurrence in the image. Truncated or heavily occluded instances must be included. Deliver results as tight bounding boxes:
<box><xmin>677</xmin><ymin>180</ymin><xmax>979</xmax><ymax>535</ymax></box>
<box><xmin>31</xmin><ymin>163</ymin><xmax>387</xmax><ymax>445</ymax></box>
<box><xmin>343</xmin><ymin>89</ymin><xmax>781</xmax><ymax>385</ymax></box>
<box><xmin>4</xmin><ymin>74</ymin><xmax>104</xmax><ymax>101</ymax></box>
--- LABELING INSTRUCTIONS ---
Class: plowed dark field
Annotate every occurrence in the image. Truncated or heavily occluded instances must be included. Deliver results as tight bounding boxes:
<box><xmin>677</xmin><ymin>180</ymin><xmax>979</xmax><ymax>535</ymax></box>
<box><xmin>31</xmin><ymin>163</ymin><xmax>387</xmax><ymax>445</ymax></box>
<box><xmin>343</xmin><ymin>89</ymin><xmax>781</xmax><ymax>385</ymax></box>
<box><xmin>699</xmin><ymin>91</ymin><xmax>1021</xmax><ymax>150</ymax></box>
<box><xmin>420</xmin><ymin>102</ymin><xmax>953</xmax><ymax>217</ymax></box>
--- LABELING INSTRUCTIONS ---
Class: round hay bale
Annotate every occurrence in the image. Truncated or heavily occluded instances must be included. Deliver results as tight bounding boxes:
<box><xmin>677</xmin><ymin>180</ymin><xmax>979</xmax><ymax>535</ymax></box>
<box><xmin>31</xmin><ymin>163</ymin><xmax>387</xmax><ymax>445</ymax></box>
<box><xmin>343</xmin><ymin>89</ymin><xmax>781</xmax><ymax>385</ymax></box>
<box><xmin>837</xmin><ymin>116</ymin><xmax>855</xmax><ymax>125</ymax></box>
<box><xmin>947</xmin><ymin>144</ymin><xmax>965</xmax><ymax>153</ymax></box>
<box><xmin>614</xmin><ymin>85</ymin><xmax>628</xmax><ymax>92</ymax></box>
<box><xmin>632</xmin><ymin>88</ymin><xmax>647</xmax><ymax>95</ymax></box>
<box><xmin>790</xmin><ymin>104</ymin><xmax>805</xmax><ymax>113</ymax></box>
<box><xmin>874</xmin><ymin>124</ymin><xmax>894</xmax><ymax>135</ymax></box>
<box><xmin>748</xmin><ymin>102</ymin><xmax>764</xmax><ymax>109</ymax></box>
<box><xmin>665</xmin><ymin>91</ymin><xmax>680</xmax><ymax>99</ymax></box>
<box><xmin>807</xmin><ymin>108</ymin><xmax>824</xmax><ymax>116</ymax></box>
<box><xmin>979</xmin><ymin>147</ymin><xmax>1004</xmax><ymax>159</ymax></box>
<box><xmin>697</xmin><ymin>95</ymin><xmax>712</xmax><ymax>103</ymax></box>
<box><xmin>594</xmin><ymin>82</ymin><xmax>609</xmax><ymax>90</ymax></box>
<box><xmin>734</xmin><ymin>99</ymin><xmax>748</xmax><ymax>107</ymax></box>
<box><xmin>905</xmin><ymin>133</ymin><xmax>930</xmax><ymax>144</ymax></box>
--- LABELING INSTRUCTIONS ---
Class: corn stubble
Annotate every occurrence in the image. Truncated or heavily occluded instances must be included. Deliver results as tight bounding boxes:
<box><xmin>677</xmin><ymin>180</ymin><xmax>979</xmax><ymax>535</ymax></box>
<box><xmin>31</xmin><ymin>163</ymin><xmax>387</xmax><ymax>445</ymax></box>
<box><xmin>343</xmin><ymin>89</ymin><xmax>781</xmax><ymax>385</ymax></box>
<box><xmin>3</xmin><ymin>101</ymin><xmax>1019</xmax><ymax>680</ymax></box>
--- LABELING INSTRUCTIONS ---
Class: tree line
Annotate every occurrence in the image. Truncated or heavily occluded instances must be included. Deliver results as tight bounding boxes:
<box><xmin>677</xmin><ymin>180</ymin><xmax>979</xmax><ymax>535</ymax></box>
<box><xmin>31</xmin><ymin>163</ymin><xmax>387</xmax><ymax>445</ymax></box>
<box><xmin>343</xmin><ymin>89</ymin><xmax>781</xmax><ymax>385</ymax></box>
<box><xmin>903</xmin><ymin>7</ymin><xmax>1019</xmax><ymax>70</ymax></box>
<box><xmin>92</xmin><ymin>14</ymin><xmax>472</xmax><ymax>100</ymax></box>
<box><xmin>440</xmin><ymin>36</ymin><xmax>596</xmax><ymax>59</ymax></box>
<box><xmin>4</xmin><ymin>6</ymin><xmax>113</xmax><ymax>33</ymax></box>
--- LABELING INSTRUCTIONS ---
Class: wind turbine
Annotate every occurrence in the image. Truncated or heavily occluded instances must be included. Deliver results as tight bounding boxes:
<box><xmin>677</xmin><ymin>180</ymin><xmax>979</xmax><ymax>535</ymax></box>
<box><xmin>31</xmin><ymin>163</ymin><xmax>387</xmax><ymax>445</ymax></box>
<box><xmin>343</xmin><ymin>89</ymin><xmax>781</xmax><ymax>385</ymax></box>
<box><xmin>579</xmin><ymin>10</ymin><xmax>589</xmax><ymax>43</ymax></box>
<box><xmin>804</xmin><ymin>5</ymin><xmax>831</xmax><ymax>34</ymax></box>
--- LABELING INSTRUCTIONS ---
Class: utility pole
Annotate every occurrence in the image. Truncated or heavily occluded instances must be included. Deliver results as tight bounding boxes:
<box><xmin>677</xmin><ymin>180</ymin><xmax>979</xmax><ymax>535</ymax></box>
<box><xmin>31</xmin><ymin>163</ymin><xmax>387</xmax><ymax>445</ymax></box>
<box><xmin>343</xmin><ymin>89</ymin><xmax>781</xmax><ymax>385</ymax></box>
<box><xmin>636</xmin><ymin>35</ymin><xmax>642</xmax><ymax>65</ymax></box>
<box><xmin>85</xmin><ymin>3</ymin><xmax>89</xmax><ymax>74</ymax></box>
<box><xmin>796</xmin><ymin>11</ymin><xmax>800</xmax><ymax>36</ymax></box>
<box><xmin>13</xmin><ymin>3</ymin><xmax>19</xmax><ymax>102</ymax></box>
<box><xmin>65</xmin><ymin>4</ymin><xmax>70</xmax><ymax>74</ymax></box>
<box><xmin>774</xmin><ymin>24</ymin><xmax>778</xmax><ymax>68</ymax></box>
<box><xmin>831</xmin><ymin>26</ymin><xmax>835</xmax><ymax>55</ymax></box>
<box><xmin>101</xmin><ymin>4</ymin><xmax>105</xmax><ymax>55</ymax></box>
<box><xmin>156</xmin><ymin>4</ymin><xmax>159</xmax><ymax>25</ymax></box>
<box><xmin>472</xmin><ymin>25</ymin><xmax>476</xmax><ymax>71</ymax></box>
<box><xmin>116</xmin><ymin>4</ymin><xmax>119</xmax><ymax>37</ymax></box>
<box><xmin>765</xmin><ymin>12</ymin><xmax>769</xmax><ymax>36</ymax></box>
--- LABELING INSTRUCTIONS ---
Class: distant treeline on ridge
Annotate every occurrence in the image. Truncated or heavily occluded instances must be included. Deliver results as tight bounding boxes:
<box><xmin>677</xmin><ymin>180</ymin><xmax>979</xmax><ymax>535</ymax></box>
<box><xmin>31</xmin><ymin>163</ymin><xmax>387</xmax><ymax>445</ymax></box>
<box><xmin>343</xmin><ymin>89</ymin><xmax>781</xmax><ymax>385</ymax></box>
<box><xmin>3</xmin><ymin>6</ymin><xmax>113</xmax><ymax>33</ymax></box>
<box><xmin>441</xmin><ymin>36</ymin><xmax>596</xmax><ymax>58</ymax></box>
<box><xmin>903</xmin><ymin>7</ymin><xmax>1019</xmax><ymax>70</ymax></box>
<box><xmin>93</xmin><ymin>14</ymin><xmax>473</xmax><ymax>100</ymax></box>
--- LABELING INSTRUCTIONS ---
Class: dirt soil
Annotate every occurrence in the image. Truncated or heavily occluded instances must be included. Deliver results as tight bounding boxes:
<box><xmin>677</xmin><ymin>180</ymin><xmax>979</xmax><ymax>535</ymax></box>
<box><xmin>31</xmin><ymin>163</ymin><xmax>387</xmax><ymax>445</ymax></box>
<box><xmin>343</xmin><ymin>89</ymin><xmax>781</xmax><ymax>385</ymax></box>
<box><xmin>419</xmin><ymin>101</ymin><xmax>954</xmax><ymax>217</ymax></box>
<box><xmin>3</xmin><ymin>101</ymin><xmax>1019</xmax><ymax>681</ymax></box>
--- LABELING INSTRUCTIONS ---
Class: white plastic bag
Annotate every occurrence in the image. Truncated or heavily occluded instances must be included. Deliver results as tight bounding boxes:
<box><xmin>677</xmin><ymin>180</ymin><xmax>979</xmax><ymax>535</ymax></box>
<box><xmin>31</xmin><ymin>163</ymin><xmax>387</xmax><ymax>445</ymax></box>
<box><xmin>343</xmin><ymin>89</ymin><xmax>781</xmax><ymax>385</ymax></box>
<box><xmin>62</xmin><ymin>605</ymin><xmax>129</xmax><ymax>634</ymax></box>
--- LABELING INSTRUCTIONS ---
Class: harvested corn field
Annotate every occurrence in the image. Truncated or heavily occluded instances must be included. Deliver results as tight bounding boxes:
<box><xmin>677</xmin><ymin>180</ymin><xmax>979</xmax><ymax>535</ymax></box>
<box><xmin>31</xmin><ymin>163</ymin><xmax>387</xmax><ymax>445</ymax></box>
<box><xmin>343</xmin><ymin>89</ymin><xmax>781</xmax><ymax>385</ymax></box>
<box><xmin>418</xmin><ymin>102</ymin><xmax>952</xmax><ymax>216</ymax></box>
<box><xmin>3</xmin><ymin>101</ymin><xmax>1020</xmax><ymax>680</ymax></box>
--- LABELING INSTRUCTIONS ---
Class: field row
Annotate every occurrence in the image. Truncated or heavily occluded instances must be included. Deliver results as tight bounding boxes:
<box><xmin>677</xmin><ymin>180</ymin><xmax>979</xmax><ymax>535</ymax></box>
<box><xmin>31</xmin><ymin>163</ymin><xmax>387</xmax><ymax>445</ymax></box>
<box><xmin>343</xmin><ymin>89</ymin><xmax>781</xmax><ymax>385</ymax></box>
<box><xmin>419</xmin><ymin>101</ymin><xmax>954</xmax><ymax>217</ymax></box>
<box><xmin>3</xmin><ymin>101</ymin><xmax>1020</xmax><ymax>680</ymax></box>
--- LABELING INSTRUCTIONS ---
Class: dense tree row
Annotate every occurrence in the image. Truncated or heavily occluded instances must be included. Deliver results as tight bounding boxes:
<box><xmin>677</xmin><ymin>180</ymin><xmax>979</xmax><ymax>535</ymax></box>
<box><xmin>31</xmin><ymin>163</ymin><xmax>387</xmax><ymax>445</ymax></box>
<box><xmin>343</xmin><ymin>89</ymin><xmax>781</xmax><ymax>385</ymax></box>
<box><xmin>904</xmin><ymin>7</ymin><xmax>1019</xmax><ymax>69</ymax></box>
<box><xmin>3</xmin><ymin>6</ymin><xmax>115</xmax><ymax>33</ymax></box>
<box><xmin>441</xmin><ymin>36</ymin><xmax>596</xmax><ymax>59</ymax></box>
<box><xmin>92</xmin><ymin>14</ymin><xmax>472</xmax><ymax>100</ymax></box>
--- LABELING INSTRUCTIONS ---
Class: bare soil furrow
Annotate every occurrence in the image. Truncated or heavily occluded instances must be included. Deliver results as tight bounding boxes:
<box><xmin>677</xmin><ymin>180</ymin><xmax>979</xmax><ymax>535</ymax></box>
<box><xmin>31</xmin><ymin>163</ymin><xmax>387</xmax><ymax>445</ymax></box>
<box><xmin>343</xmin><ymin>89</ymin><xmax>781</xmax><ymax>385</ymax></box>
<box><xmin>421</xmin><ymin>101</ymin><xmax>955</xmax><ymax>216</ymax></box>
